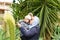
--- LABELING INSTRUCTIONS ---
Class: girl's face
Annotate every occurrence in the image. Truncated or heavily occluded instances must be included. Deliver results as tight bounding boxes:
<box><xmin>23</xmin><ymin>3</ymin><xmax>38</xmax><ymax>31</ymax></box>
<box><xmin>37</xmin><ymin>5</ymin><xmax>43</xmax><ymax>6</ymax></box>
<box><xmin>24</xmin><ymin>18</ymin><xmax>30</xmax><ymax>23</ymax></box>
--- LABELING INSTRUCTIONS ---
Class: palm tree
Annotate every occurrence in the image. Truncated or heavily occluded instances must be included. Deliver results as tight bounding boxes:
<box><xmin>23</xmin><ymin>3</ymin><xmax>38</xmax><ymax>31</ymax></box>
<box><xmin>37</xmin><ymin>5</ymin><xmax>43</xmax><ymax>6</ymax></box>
<box><xmin>12</xmin><ymin>0</ymin><xmax>60</xmax><ymax>40</ymax></box>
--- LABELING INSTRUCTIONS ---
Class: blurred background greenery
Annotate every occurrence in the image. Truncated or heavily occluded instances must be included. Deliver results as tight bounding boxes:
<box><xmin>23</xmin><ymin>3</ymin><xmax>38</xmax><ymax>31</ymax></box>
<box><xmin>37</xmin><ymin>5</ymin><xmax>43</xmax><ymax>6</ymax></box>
<box><xmin>0</xmin><ymin>0</ymin><xmax>60</xmax><ymax>40</ymax></box>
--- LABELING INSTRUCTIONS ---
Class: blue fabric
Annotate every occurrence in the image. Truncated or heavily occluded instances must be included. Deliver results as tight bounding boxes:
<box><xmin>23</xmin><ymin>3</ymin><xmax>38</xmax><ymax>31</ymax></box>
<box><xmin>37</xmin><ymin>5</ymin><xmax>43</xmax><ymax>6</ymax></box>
<box><xmin>20</xmin><ymin>25</ymin><xmax>40</xmax><ymax>40</ymax></box>
<box><xmin>18</xmin><ymin>20</ymin><xmax>28</xmax><ymax>28</ymax></box>
<box><xmin>18</xmin><ymin>20</ymin><xmax>29</xmax><ymax>37</ymax></box>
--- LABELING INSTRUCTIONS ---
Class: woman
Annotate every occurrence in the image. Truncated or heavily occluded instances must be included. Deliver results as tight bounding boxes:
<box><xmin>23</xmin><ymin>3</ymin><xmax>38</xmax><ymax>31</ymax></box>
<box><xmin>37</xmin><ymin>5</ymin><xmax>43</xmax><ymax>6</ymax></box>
<box><xmin>17</xmin><ymin>14</ymin><xmax>40</xmax><ymax>40</ymax></box>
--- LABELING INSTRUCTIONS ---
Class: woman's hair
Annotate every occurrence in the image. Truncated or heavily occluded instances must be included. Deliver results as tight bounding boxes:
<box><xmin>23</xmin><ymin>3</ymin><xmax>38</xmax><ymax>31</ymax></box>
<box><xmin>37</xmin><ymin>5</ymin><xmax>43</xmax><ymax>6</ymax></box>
<box><xmin>25</xmin><ymin>15</ymin><xmax>31</xmax><ymax>20</ymax></box>
<box><xmin>28</xmin><ymin>12</ymin><xmax>33</xmax><ymax>17</ymax></box>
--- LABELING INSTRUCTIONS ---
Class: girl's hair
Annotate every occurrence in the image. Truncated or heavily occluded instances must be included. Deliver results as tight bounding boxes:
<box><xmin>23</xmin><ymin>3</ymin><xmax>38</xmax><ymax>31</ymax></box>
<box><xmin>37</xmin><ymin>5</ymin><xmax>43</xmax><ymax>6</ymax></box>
<box><xmin>28</xmin><ymin>12</ymin><xmax>33</xmax><ymax>16</ymax></box>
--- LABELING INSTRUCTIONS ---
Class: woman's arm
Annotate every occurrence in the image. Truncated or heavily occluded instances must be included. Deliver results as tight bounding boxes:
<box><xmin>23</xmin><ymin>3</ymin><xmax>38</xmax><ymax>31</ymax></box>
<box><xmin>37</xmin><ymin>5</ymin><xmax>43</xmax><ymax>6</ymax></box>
<box><xmin>20</xmin><ymin>27</ymin><xmax>38</xmax><ymax>37</ymax></box>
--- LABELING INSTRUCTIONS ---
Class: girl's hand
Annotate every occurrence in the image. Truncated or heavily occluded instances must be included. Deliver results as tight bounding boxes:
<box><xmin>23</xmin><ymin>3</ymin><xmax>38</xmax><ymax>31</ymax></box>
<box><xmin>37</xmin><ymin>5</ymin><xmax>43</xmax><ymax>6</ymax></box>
<box><xmin>17</xmin><ymin>22</ymin><xmax>21</xmax><ymax>27</ymax></box>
